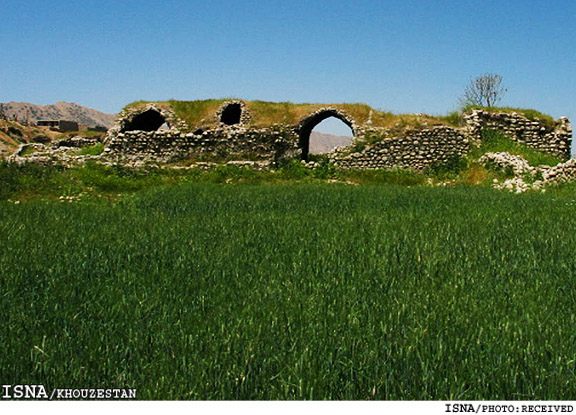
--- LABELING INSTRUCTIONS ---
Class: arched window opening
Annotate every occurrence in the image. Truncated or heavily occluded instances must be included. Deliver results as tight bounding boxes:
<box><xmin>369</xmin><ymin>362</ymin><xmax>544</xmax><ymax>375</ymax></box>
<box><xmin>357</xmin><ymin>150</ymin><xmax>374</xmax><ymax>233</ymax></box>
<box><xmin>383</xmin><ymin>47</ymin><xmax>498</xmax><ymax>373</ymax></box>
<box><xmin>309</xmin><ymin>117</ymin><xmax>354</xmax><ymax>155</ymax></box>
<box><xmin>299</xmin><ymin>112</ymin><xmax>354</xmax><ymax>161</ymax></box>
<box><xmin>123</xmin><ymin>110</ymin><xmax>166</xmax><ymax>132</ymax></box>
<box><xmin>220</xmin><ymin>103</ymin><xmax>242</xmax><ymax>125</ymax></box>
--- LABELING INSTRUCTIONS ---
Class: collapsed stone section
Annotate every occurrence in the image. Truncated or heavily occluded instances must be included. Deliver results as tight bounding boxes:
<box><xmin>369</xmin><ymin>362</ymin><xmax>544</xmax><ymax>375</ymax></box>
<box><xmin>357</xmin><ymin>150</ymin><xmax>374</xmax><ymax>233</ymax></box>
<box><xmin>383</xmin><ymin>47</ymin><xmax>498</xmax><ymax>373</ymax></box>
<box><xmin>480</xmin><ymin>152</ymin><xmax>576</xmax><ymax>193</ymax></box>
<box><xmin>480</xmin><ymin>152</ymin><xmax>537</xmax><ymax>177</ymax></box>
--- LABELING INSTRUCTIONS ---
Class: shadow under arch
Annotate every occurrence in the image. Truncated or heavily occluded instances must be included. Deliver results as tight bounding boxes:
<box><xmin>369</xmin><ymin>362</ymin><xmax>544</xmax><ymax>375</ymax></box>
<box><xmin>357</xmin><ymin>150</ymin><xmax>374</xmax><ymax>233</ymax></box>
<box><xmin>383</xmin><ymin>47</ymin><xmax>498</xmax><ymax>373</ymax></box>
<box><xmin>298</xmin><ymin>109</ymin><xmax>355</xmax><ymax>161</ymax></box>
<box><xmin>220</xmin><ymin>102</ymin><xmax>242</xmax><ymax>125</ymax></box>
<box><xmin>122</xmin><ymin>109</ymin><xmax>166</xmax><ymax>132</ymax></box>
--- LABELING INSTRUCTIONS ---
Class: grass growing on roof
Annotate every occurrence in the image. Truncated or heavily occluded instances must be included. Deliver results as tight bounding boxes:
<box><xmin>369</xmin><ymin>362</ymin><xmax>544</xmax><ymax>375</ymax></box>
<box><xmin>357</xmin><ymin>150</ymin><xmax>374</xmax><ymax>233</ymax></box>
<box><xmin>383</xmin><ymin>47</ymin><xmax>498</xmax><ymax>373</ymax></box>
<box><xmin>123</xmin><ymin>99</ymin><xmax>457</xmax><ymax>131</ymax></box>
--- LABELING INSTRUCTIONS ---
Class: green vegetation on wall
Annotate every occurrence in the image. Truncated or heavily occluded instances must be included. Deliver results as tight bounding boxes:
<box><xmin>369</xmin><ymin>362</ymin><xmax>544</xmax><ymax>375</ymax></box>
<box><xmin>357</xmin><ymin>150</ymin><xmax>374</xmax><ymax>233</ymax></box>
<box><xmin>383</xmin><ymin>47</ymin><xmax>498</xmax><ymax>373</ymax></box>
<box><xmin>472</xmin><ymin>129</ymin><xmax>562</xmax><ymax>167</ymax></box>
<box><xmin>124</xmin><ymin>99</ymin><xmax>460</xmax><ymax>131</ymax></box>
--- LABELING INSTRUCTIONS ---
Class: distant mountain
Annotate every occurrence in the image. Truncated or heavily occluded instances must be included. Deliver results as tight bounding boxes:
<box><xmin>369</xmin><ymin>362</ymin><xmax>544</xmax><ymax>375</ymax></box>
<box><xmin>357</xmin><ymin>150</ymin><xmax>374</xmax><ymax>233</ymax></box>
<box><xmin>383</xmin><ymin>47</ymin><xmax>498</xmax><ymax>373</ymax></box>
<box><xmin>0</xmin><ymin>101</ymin><xmax>117</xmax><ymax>128</ymax></box>
<box><xmin>309</xmin><ymin>131</ymin><xmax>353</xmax><ymax>154</ymax></box>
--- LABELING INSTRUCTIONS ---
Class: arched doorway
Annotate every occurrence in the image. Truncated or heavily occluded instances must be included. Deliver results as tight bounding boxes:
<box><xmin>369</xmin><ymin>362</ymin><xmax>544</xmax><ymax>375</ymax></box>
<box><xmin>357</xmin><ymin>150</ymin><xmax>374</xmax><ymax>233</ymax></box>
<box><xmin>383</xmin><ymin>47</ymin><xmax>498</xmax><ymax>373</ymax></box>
<box><xmin>122</xmin><ymin>109</ymin><xmax>166</xmax><ymax>132</ymax></box>
<box><xmin>298</xmin><ymin>110</ymin><xmax>354</xmax><ymax>160</ymax></box>
<box><xmin>220</xmin><ymin>103</ymin><xmax>242</xmax><ymax>125</ymax></box>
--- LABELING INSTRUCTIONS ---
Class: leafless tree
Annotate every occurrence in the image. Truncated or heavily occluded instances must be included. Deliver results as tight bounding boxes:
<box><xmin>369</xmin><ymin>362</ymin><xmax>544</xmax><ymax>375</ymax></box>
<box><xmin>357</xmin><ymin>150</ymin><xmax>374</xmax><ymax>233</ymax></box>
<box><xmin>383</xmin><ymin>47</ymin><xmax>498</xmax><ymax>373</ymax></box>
<box><xmin>460</xmin><ymin>73</ymin><xmax>507</xmax><ymax>108</ymax></box>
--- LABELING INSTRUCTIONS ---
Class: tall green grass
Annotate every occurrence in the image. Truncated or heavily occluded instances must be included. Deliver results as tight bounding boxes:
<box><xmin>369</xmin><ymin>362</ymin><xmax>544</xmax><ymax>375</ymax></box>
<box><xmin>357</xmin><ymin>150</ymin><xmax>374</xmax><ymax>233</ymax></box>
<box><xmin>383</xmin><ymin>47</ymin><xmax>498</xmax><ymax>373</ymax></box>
<box><xmin>2</xmin><ymin>184</ymin><xmax>576</xmax><ymax>399</ymax></box>
<box><xmin>0</xmin><ymin>161</ymin><xmax>431</xmax><ymax>202</ymax></box>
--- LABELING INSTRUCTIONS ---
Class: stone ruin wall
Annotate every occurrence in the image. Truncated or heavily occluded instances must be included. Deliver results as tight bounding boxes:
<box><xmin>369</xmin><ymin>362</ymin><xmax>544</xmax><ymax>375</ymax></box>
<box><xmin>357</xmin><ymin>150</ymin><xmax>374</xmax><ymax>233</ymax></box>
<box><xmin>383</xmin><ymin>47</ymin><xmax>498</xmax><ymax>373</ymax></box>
<box><xmin>330</xmin><ymin>126</ymin><xmax>470</xmax><ymax>171</ymax></box>
<box><xmin>105</xmin><ymin>102</ymin><xmax>300</xmax><ymax>163</ymax></box>
<box><xmin>464</xmin><ymin>110</ymin><xmax>572</xmax><ymax>160</ymax></box>
<box><xmin>104</xmin><ymin>102</ymin><xmax>572</xmax><ymax>170</ymax></box>
<box><xmin>331</xmin><ymin>110</ymin><xmax>571</xmax><ymax>170</ymax></box>
<box><xmin>106</xmin><ymin>125</ymin><xmax>299</xmax><ymax>162</ymax></box>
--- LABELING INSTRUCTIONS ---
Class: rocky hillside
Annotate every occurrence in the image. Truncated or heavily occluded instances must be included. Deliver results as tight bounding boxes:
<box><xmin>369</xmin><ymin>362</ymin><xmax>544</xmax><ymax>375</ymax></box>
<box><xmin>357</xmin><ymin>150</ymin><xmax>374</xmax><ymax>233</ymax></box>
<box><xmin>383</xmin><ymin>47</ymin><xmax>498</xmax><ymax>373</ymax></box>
<box><xmin>0</xmin><ymin>102</ymin><xmax>117</xmax><ymax>128</ymax></box>
<box><xmin>0</xmin><ymin>119</ymin><xmax>66</xmax><ymax>158</ymax></box>
<box><xmin>0</xmin><ymin>121</ymin><xmax>21</xmax><ymax>158</ymax></box>
<box><xmin>309</xmin><ymin>131</ymin><xmax>354</xmax><ymax>154</ymax></box>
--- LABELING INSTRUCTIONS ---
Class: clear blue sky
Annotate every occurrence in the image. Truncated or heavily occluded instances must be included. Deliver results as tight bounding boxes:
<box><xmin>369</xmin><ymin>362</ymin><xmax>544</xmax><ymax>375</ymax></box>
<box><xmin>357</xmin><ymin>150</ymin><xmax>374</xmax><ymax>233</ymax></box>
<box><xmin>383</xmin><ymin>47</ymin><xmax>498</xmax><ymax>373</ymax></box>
<box><xmin>1</xmin><ymin>0</ymin><xmax>574</xmax><ymax>132</ymax></box>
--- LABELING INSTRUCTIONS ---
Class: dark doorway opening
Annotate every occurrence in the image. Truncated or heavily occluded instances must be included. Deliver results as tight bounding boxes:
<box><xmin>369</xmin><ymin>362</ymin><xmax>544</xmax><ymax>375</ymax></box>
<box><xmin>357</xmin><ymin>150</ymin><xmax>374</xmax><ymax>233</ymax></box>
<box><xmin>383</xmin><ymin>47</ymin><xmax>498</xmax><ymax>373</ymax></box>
<box><xmin>220</xmin><ymin>103</ymin><xmax>242</xmax><ymax>125</ymax></box>
<box><xmin>123</xmin><ymin>110</ymin><xmax>166</xmax><ymax>132</ymax></box>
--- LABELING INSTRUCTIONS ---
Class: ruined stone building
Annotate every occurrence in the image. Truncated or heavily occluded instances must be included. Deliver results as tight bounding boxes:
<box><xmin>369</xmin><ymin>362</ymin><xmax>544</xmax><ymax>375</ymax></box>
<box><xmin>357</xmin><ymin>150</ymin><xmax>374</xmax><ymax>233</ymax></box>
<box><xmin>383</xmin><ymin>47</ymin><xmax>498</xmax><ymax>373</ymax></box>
<box><xmin>104</xmin><ymin>99</ymin><xmax>572</xmax><ymax>170</ymax></box>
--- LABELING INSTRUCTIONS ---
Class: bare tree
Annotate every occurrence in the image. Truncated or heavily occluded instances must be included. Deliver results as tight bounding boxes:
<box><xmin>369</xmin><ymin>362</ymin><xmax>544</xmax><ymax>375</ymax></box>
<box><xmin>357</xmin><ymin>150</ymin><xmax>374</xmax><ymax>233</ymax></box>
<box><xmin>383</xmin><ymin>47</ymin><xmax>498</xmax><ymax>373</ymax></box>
<box><xmin>460</xmin><ymin>73</ymin><xmax>507</xmax><ymax>108</ymax></box>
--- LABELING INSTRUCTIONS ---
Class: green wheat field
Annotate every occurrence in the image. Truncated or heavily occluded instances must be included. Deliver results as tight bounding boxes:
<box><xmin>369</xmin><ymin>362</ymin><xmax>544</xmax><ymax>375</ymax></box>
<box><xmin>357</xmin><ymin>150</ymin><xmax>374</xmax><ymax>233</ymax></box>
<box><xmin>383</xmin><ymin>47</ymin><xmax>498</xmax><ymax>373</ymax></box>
<box><xmin>2</xmin><ymin>181</ymin><xmax>576</xmax><ymax>399</ymax></box>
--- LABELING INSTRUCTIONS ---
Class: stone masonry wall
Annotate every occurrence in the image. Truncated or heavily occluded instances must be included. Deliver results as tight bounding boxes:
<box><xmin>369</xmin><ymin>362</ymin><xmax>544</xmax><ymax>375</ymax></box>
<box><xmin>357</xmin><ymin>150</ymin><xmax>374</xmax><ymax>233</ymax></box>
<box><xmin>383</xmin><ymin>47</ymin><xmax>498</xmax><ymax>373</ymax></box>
<box><xmin>106</xmin><ymin>125</ymin><xmax>299</xmax><ymax>163</ymax></box>
<box><xmin>464</xmin><ymin>109</ymin><xmax>572</xmax><ymax>160</ymax></box>
<box><xmin>330</xmin><ymin>126</ymin><xmax>470</xmax><ymax>171</ymax></box>
<box><xmin>328</xmin><ymin>110</ymin><xmax>571</xmax><ymax>171</ymax></box>
<box><xmin>104</xmin><ymin>102</ymin><xmax>572</xmax><ymax>170</ymax></box>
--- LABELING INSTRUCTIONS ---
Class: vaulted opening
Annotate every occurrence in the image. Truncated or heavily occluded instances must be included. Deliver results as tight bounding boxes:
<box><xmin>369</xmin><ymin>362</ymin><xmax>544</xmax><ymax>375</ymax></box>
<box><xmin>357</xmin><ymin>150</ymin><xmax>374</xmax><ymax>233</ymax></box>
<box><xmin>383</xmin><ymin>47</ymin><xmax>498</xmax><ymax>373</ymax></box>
<box><xmin>220</xmin><ymin>103</ymin><xmax>242</xmax><ymax>125</ymax></box>
<box><xmin>299</xmin><ymin>111</ymin><xmax>354</xmax><ymax>161</ymax></box>
<box><xmin>123</xmin><ymin>109</ymin><xmax>166</xmax><ymax>132</ymax></box>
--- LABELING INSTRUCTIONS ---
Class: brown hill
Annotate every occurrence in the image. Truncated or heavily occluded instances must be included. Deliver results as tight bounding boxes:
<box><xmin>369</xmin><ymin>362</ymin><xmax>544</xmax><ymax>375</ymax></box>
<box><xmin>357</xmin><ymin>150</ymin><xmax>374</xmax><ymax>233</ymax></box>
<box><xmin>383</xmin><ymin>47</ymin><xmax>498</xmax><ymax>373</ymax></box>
<box><xmin>309</xmin><ymin>131</ymin><xmax>354</xmax><ymax>154</ymax></box>
<box><xmin>0</xmin><ymin>119</ymin><xmax>66</xmax><ymax>158</ymax></box>
<box><xmin>0</xmin><ymin>101</ymin><xmax>117</xmax><ymax>128</ymax></box>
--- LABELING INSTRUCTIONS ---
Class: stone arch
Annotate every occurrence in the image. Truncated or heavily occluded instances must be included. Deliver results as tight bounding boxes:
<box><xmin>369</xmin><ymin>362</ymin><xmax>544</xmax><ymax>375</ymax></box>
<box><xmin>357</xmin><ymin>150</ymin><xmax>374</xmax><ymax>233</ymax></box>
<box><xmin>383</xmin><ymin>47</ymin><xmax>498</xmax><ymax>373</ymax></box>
<box><xmin>298</xmin><ymin>108</ymin><xmax>355</xmax><ymax>160</ymax></box>
<box><xmin>216</xmin><ymin>101</ymin><xmax>250</xmax><ymax>126</ymax></box>
<box><xmin>104</xmin><ymin>103</ymin><xmax>188</xmax><ymax>146</ymax></box>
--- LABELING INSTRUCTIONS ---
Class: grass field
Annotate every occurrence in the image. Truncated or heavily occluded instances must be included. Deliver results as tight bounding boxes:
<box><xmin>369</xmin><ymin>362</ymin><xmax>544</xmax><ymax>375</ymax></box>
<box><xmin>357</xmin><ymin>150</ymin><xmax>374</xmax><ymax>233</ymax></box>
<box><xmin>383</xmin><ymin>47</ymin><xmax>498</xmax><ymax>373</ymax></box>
<box><xmin>2</xmin><ymin>182</ymin><xmax>576</xmax><ymax>399</ymax></box>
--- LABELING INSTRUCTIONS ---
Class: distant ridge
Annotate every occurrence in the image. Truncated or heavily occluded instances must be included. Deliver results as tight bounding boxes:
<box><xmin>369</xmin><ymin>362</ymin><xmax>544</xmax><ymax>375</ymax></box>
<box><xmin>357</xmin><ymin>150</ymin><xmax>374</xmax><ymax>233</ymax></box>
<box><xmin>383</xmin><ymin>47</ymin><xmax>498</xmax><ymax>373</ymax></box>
<box><xmin>0</xmin><ymin>101</ymin><xmax>117</xmax><ymax>128</ymax></box>
<box><xmin>309</xmin><ymin>131</ymin><xmax>354</xmax><ymax>154</ymax></box>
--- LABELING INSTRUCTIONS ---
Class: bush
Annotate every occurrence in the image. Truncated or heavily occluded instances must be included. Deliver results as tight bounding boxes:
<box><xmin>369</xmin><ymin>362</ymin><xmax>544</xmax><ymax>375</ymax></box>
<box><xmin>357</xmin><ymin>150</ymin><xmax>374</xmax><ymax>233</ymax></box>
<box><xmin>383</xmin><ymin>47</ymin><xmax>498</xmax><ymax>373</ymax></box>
<box><xmin>275</xmin><ymin>159</ymin><xmax>310</xmax><ymax>180</ymax></box>
<box><xmin>425</xmin><ymin>153</ymin><xmax>468</xmax><ymax>179</ymax></box>
<box><xmin>32</xmin><ymin>135</ymin><xmax>50</xmax><ymax>144</ymax></box>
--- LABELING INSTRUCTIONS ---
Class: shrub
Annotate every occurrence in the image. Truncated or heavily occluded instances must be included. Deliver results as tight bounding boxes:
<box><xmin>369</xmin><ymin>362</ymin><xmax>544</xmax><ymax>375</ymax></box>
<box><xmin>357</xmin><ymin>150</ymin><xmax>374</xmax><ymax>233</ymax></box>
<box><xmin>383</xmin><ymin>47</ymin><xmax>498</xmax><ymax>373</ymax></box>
<box><xmin>32</xmin><ymin>135</ymin><xmax>50</xmax><ymax>144</ymax></box>
<box><xmin>425</xmin><ymin>153</ymin><xmax>467</xmax><ymax>179</ymax></box>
